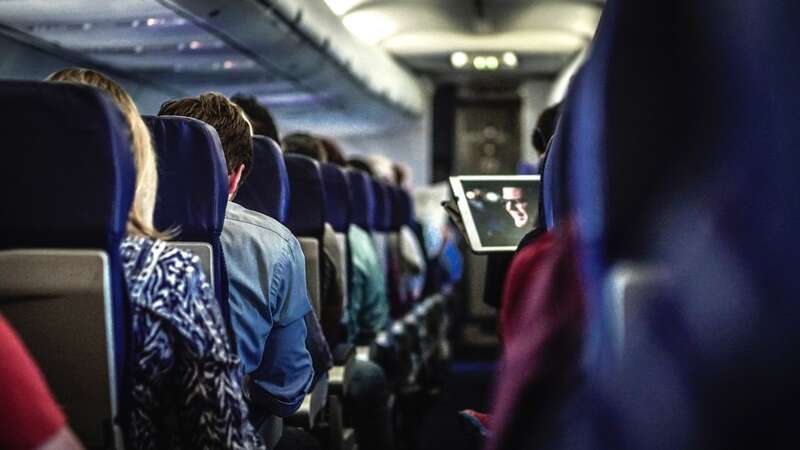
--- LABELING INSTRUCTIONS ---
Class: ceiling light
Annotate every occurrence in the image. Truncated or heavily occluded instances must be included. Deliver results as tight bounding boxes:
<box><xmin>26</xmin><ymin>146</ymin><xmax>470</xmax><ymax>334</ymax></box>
<box><xmin>502</xmin><ymin>51</ymin><xmax>518</xmax><ymax>68</ymax></box>
<box><xmin>145</xmin><ymin>17</ymin><xmax>159</xmax><ymax>26</ymax></box>
<box><xmin>485</xmin><ymin>56</ymin><xmax>500</xmax><ymax>70</ymax></box>
<box><xmin>473</xmin><ymin>56</ymin><xmax>487</xmax><ymax>70</ymax></box>
<box><xmin>342</xmin><ymin>11</ymin><xmax>397</xmax><ymax>44</ymax></box>
<box><xmin>324</xmin><ymin>0</ymin><xmax>365</xmax><ymax>16</ymax></box>
<box><xmin>450</xmin><ymin>51</ymin><xmax>469</xmax><ymax>68</ymax></box>
<box><xmin>223</xmin><ymin>60</ymin><xmax>234</xmax><ymax>69</ymax></box>
<box><xmin>188</xmin><ymin>40</ymin><xmax>202</xmax><ymax>50</ymax></box>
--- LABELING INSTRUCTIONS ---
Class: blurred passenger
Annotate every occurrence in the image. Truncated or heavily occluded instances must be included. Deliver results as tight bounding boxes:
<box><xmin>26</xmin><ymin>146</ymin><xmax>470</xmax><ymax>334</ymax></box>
<box><xmin>532</xmin><ymin>102</ymin><xmax>562</xmax><ymax>158</ymax></box>
<box><xmin>283</xmin><ymin>132</ymin><xmax>328</xmax><ymax>162</ymax></box>
<box><xmin>231</xmin><ymin>94</ymin><xmax>280</xmax><ymax>143</ymax></box>
<box><xmin>290</xmin><ymin>134</ymin><xmax>396</xmax><ymax>450</ymax></box>
<box><xmin>317</xmin><ymin>136</ymin><xmax>347</xmax><ymax>166</ymax></box>
<box><xmin>159</xmin><ymin>94</ymin><xmax>315</xmax><ymax>418</ymax></box>
<box><xmin>0</xmin><ymin>315</ymin><xmax>83</xmax><ymax>450</ymax></box>
<box><xmin>48</xmin><ymin>69</ymin><xmax>262</xmax><ymax>448</ymax></box>
<box><xmin>348</xmin><ymin>157</ymin><xmax>375</xmax><ymax>177</ymax></box>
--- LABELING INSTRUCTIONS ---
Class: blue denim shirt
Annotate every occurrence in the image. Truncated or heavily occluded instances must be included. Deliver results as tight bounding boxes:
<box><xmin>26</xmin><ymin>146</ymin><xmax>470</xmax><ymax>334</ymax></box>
<box><xmin>221</xmin><ymin>201</ymin><xmax>314</xmax><ymax>417</ymax></box>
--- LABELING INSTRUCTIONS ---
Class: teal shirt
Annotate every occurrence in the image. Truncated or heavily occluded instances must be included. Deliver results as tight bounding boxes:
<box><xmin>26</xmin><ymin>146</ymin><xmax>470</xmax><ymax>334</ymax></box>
<box><xmin>347</xmin><ymin>224</ymin><xmax>389</xmax><ymax>343</ymax></box>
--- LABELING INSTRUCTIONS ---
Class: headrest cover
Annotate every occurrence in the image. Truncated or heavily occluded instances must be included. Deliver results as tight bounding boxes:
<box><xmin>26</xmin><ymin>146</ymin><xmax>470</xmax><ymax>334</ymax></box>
<box><xmin>236</xmin><ymin>136</ymin><xmax>290</xmax><ymax>223</ymax></box>
<box><xmin>321</xmin><ymin>163</ymin><xmax>351</xmax><ymax>233</ymax></box>
<box><xmin>347</xmin><ymin>170</ymin><xmax>375</xmax><ymax>230</ymax></box>
<box><xmin>0</xmin><ymin>81</ymin><xmax>135</xmax><ymax>249</ymax></box>
<box><xmin>144</xmin><ymin>116</ymin><xmax>228</xmax><ymax>240</ymax></box>
<box><xmin>285</xmin><ymin>154</ymin><xmax>326</xmax><ymax>237</ymax></box>
<box><xmin>371</xmin><ymin>180</ymin><xmax>392</xmax><ymax>232</ymax></box>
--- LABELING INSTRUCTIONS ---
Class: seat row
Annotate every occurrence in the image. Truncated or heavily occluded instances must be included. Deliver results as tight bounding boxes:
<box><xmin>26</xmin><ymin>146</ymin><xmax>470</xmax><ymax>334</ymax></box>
<box><xmin>0</xmin><ymin>79</ymin><xmax>449</xmax><ymax>450</ymax></box>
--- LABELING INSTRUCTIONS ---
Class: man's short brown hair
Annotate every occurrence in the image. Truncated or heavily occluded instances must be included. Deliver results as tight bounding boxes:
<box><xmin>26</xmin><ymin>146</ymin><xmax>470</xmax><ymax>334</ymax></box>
<box><xmin>159</xmin><ymin>93</ymin><xmax>253</xmax><ymax>179</ymax></box>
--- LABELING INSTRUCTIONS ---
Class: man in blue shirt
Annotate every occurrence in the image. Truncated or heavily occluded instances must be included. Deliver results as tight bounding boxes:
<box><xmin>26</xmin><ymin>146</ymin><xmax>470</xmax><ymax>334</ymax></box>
<box><xmin>159</xmin><ymin>94</ymin><xmax>314</xmax><ymax>417</ymax></box>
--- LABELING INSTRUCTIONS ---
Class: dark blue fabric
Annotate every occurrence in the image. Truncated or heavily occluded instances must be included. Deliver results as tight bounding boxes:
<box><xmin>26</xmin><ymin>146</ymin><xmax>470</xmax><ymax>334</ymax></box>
<box><xmin>398</xmin><ymin>189</ymin><xmax>415</xmax><ymax>228</ymax></box>
<box><xmin>347</xmin><ymin>170</ymin><xmax>375</xmax><ymax>231</ymax></box>
<box><xmin>539</xmin><ymin>0</ymin><xmax>800</xmax><ymax>449</ymax></box>
<box><xmin>542</xmin><ymin>105</ymin><xmax>571</xmax><ymax>232</ymax></box>
<box><xmin>320</xmin><ymin>163</ymin><xmax>351</xmax><ymax>233</ymax></box>
<box><xmin>371</xmin><ymin>180</ymin><xmax>392</xmax><ymax>233</ymax></box>
<box><xmin>143</xmin><ymin>115</ymin><xmax>232</xmax><ymax>335</ymax></box>
<box><xmin>0</xmin><ymin>80</ymin><xmax>135</xmax><ymax>436</ymax></box>
<box><xmin>388</xmin><ymin>186</ymin><xmax>404</xmax><ymax>231</ymax></box>
<box><xmin>285</xmin><ymin>154</ymin><xmax>325</xmax><ymax>238</ymax></box>
<box><xmin>235</xmin><ymin>136</ymin><xmax>290</xmax><ymax>224</ymax></box>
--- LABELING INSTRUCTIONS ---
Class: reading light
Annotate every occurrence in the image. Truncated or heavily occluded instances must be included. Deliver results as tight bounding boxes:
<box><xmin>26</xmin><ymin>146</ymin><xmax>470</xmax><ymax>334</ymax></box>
<box><xmin>485</xmin><ymin>56</ymin><xmax>500</xmax><ymax>70</ymax></box>
<box><xmin>502</xmin><ymin>51</ymin><xmax>518</xmax><ymax>68</ymax></box>
<box><xmin>473</xmin><ymin>56</ymin><xmax>487</xmax><ymax>70</ymax></box>
<box><xmin>450</xmin><ymin>51</ymin><xmax>469</xmax><ymax>68</ymax></box>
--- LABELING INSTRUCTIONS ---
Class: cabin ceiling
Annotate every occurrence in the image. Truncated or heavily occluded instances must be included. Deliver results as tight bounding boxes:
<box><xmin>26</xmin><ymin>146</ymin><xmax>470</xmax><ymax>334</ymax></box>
<box><xmin>0</xmin><ymin>0</ymin><xmax>603</xmax><ymax>135</ymax></box>
<box><xmin>321</xmin><ymin>0</ymin><xmax>604</xmax><ymax>78</ymax></box>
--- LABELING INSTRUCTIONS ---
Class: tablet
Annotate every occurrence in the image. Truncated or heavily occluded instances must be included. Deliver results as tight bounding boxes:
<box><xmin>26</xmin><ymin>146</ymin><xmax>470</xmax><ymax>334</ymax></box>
<box><xmin>449</xmin><ymin>175</ymin><xmax>541</xmax><ymax>253</ymax></box>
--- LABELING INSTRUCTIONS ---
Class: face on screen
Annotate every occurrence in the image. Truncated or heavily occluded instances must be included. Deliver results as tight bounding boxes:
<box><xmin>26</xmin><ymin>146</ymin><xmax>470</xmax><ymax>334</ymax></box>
<box><xmin>461</xmin><ymin>179</ymin><xmax>539</xmax><ymax>248</ymax></box>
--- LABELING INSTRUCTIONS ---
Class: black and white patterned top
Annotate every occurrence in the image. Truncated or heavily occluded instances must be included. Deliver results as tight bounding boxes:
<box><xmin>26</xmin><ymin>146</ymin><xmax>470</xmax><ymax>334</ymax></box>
<box><xmin>121</xmin><ymin>236</ymin><xmax>264</xmax><ymax>449</ymax></box>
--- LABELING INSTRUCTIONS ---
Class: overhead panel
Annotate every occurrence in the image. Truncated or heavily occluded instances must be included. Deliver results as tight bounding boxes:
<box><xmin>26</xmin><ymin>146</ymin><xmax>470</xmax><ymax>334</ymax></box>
<box><xmin>0</xmin><ymin>0</ymin><xmax>426</xmax><ymax>134</ymax></box>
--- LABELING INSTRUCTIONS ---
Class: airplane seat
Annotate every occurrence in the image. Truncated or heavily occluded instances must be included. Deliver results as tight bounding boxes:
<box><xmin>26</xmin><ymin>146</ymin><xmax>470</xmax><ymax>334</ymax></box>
<box><xmin>345</xmin><ymin>171</ymin><xmax>406</xmax><ymax>386</ymax></box>
<box><xmin>542</xmin><ymin>111</ymin><xmax>570</xmax><ymax>232</ymax></box>
<box><xmin>320</xmin><ymin>163</ymin><xmax>355</xmax><ymax>353</ymax></box>
<box><xmin>284</xmin><ymin>153</ymin><xmax>331</xmax><ymax>430</ymax></box>
<box><xmin>143</xmin><ymin>115</ymin><xmax>232</xmax><ymax>335</ymax></box>
<box><xmin>235</xmin><ymin>135</ymin><xmax>290</xmax><ymax>223</ymax></box>
<box><xmin>0</xmin><ymin>80</ymin><xmax>135</xmax><ymax>448</ymax></box>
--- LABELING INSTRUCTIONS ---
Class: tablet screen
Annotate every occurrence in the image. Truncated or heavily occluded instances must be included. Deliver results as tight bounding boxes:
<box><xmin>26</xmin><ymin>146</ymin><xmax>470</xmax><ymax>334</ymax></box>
<box><xmin>449</xmin><ymin>175</ymin><xmax>540</xmax><ymax>252</ymax></box>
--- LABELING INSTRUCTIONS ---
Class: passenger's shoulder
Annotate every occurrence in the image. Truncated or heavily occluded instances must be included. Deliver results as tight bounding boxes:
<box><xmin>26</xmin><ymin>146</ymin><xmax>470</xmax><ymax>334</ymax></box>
<box><xmin>225</xmin><ymin>202</ymin><xmax>297</xmax><ymax>246</ymax></box>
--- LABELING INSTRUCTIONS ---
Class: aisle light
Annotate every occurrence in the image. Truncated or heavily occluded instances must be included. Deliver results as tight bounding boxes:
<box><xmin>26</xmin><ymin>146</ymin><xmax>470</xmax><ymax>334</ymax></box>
<box><xmin>502</xmin><ymin>51</ymin><xmax>518</xmax><ymax>67</ymax></box>
<box><xmin>450</xmin><ymin>51</ymin><xmax>469</xmax><ymax>68</ymax></box>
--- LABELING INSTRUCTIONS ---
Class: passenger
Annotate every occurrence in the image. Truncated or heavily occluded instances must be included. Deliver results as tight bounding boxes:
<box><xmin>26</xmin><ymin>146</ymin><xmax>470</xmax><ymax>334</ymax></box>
<box><xmin>283</xmin><ymin>132</ymin><xmax>328</xmax><ymax>163</ymax></box>
<box><xmin>287</xmin><ymin>133</ymin><xmax>396</xmax><ymax>450</ymax></box>
<box><xmin>157</xmin><ymin>94</ymin><xmax>316</xmax><ymax>416</ymax></box>
<box><xmin>345</xmin><ymin>158</ymin><xmax>391</xmax><ymax>342</ymax></box>
<box><xmin>317</xmin><ymin>136</ymin><xmax>347</xmax><ymax>167</ymax></box>
<box><xmin>231</xmin><ymin>94</ymin><xmax>280</xmax><ymax>143</ymax></box>
<box><xmin>47</xmin><ymin>69</ymin><xmax>262</xmax><ymax>449</ymax></box>
<box><xmin>282</xmin><ymin>132</ymin><xmax>345</xmax><ymax>346</ymax></box>
<box><xmin>0</xmin><ymin>315</ymin><xmax>83</xmax><ymax>450</ymax></box>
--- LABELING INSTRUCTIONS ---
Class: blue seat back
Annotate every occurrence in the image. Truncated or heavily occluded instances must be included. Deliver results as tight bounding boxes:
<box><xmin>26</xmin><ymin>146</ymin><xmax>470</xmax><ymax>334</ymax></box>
<box><xmin>285</xmin><ymin>154</ymin><xmax>326</xmax><ymax>238</ymax></box>
<box><xmin>143</xmin><ymin>115</ymin><xmax>231</xmax><ymax>328</ymax></box>
<box><xmin>347</xmin><ymin>170</ymin><xmax>375</xmax><ymax>231</ymax></box>
<box><xmin>235</xmin><ymin>136</ymin><xmax>290</xmax><ymax>223</ymax></box>
<box><xmin>371</xmin><ymin>180</ymin><xmax>392</xmax><ymax>233</ymax></box>
<box><xmin>321</xmin><ymin>163</ymin><xmax>352</xmax><ymax>233</ymax></box>
<box><xmin>0</xmin><ymin>80</ymin><xmax>135</xmax><ymax>433</ymax></box>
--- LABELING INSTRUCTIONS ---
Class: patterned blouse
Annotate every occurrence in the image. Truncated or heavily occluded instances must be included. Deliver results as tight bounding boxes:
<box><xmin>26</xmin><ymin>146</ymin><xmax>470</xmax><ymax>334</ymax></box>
<box><xmin>121</xmin><ymin>236</ymin><xmax>264</xmax><ymax>449</ymax></box>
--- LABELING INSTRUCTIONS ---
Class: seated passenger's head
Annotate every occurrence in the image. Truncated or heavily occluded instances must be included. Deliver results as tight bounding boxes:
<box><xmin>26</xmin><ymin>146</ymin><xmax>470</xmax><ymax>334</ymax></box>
<box><xmin>47</xmin><ymin>68</ymin><xmax>160</xmax><ymax>238</ymax></box>
<box><xmin>231</xmin><ymin>94</ymin><xmax>280</xmax><ymax>143</ymax></box>
<box><xmin>347</xmin><ymin>158</ymin><xmax>374</xmax><ymax>177</ymax></box>
<box><xmin>532</xmin><ymin>102</ymin><xmax>562</xmax><ymax>156</ymax></box>
<box><xmin>158</xmin><ymin>93</ymin><xmax>253</xmax><ymax>199</ymax></box>
<box><xmin>283</xmin><ymin>132</ymin><xmax>327</xmax><ymax>163</ymax></box>
<box><xmin>317</xmin><ymin>137</ymin><xmax>347</xmax><ymax>167</ymax></box>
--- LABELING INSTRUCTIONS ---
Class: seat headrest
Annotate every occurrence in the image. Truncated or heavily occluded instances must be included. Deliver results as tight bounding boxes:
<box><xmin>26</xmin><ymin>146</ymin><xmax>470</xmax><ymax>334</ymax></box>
<box><xmin>347</xmin><ymin>170</ymin><xmax>375</xmax><ymax>230</ymax></box>
<box><xmin>0</xmin><ymin>81</ymin><xmax>135</xmax><ymax>250</ymax></box>
<box><xmin>398</xmin><ymin>189</ymin><xmax>415</xmax><ymax>227</ymax></box>
<box><xmin>389</xmin><ymin>186</ymin><xmax>405</xmax><ymax>231</ymax></box>
<box><xmin>235</xmin><ymin>136</ymin><xmax>290</xmax><ymax>223</ymax></box>
<box><xmin>285</xmin><ymin>154</ymin><xmax>325</xmax><ymax>237</ymax></box>
<box><xmin>371</xmin><ymin>180</ymin><xmax>392</xmax><ymax>232</ymax></box>
<box><xmin>321</xmin><ymin>163</ymin><xmax>351</xmax><ymax>233</ymax></box>
<box><xmin>143</xmin><ymin>116</ymin><xmax>228</xmax><ymax>240</ymax></box>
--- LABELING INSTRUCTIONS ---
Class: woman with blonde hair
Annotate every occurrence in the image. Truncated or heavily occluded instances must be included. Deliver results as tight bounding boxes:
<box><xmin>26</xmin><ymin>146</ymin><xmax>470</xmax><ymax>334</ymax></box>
<box><xmin>47</xmin><ymin>68</ymin><xmax>263</xmax><ymax>449</ymax></box>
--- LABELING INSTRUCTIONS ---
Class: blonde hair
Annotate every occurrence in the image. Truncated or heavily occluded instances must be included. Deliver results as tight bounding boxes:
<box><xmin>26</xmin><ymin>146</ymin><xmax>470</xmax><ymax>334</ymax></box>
<box><xmin>47</xmin><ymin>68</ymin><xmax>163</xmax><ymax>239</ymax></box>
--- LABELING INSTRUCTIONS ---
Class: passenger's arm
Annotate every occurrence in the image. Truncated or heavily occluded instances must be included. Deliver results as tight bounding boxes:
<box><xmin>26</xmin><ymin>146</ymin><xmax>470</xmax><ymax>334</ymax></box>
<box><xmin>170</xmin><ymin>259</ymin><xmax>263</xmax><ymax>449</ymax></box>
<box><xmin>37</xmin><ymin>427</ymin><xmax>83</xmax><ymax>450</ymax></box>
<box><xmin>250</xmin><ymin>239</ymin><xmax>315</xmax><ymax>416</ymax></box>
<box><xmin>0</xmin><ymin>316</ymin><xmax>82</xmax><ymax>450</ymax></box>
